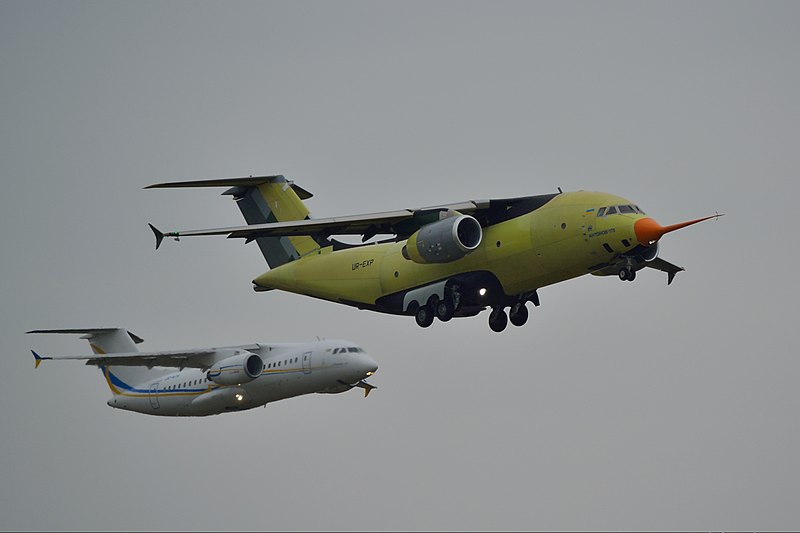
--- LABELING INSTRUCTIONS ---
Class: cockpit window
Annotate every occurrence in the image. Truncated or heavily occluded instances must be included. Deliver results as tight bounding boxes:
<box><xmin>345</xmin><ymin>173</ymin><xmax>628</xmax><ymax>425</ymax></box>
<box><xmin>618</xmin><ymin>205</ymin><xmax>635</xmax><ymax>214</ymax></box>
<box><xmin>334</xmin><ymin>346</ymin><xmax>363</xmax><ymax>354</ymax></box>
<box><xmin>605</xmin><ymin>206</ymin><xmax>617</xmax><ymax>215</ymax></box>
<box><xmin>596</xmin><ymin>207</ymin><xmax>606</xmax><ymax>217</ymax></box>
<box><xmin>634</xmin><ymin>205</ymin><xmax>645</xmax><ymax>214</ymax></box>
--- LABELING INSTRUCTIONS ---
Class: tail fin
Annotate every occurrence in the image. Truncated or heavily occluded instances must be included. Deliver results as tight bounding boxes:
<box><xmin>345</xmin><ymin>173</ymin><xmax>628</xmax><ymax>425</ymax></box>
<box><xmin>27</xmin><ymin>328</ymin><xmax>143</xmax><ymax>354</ymax></box>
<box><xmin>147</xmin><ymin>175</ymin><xmax>329</xmax><ymax>268</ymax></box>
<box><xmin>27</xmin><ymin>328</ymin><xmax>153</xmax><ymax>392</ymax></box>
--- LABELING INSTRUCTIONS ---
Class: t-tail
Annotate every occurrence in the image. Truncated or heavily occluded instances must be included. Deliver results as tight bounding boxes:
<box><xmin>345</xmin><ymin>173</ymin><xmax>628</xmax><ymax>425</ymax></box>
<box><xmin>146</xmin><ymin>175</ymin><xmax>329</xmax><ymax>269</ymax></box>
<box><xmin>26</xmin><ymin>328</ymin><xmax>151</xmax><ymax>393</ymax></box>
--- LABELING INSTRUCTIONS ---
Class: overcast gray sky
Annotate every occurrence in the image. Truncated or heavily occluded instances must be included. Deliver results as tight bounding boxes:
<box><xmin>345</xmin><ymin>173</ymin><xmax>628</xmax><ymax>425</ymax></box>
<box><xmin>2</xmin><ymin>1</ymin><xmax>799</xmax><ymax>531</ymax></box>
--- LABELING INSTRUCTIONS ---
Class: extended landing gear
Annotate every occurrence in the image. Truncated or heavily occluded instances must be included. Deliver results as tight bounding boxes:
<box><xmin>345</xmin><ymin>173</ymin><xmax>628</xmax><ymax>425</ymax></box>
<box><xmin>509</xmin><ymin>302</ymin><xmax>529</xmax><ymax>327</ymax></box>
<box><xmin>436</xmin><ymin>298</ymin><xmax>455</xmax><ymax>322</ymax></box>
<box><xmin>489</xmin><ymin>307</ymin><xmax>508</xmax><ymax>333</ymax></box>
<box><xmin>415</xmin><ymin>304</ymin><xmax>434</xmax><ymax>328</ymax></box>
<box><xmin>415</xmin><ymin>289</ymin><xmax>459</xmax><ymax>327</ymax></box>
<box><xmin>618</xmin><ymin>267</ymin><xmax>636</xmax><ymax>282</ymax></box>
<box><xmin>488</xmin><ymin>302</ymin><xmax>529</xmax><ymax>332</ymax></box>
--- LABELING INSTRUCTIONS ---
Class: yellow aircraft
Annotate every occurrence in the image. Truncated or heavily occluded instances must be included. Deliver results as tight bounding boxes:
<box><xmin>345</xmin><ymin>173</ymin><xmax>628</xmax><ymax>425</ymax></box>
<box><xmin>148</xmin><ymin>176</ymin><xmax>721</xmax><ymax>332</ymax></box>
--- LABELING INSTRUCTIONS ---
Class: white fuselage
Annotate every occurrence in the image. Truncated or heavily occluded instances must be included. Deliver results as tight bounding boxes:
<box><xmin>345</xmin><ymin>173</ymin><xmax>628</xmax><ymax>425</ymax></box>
<box><xmin>104</xmin><ymin>339</ymin><xmax>378</xmax><ymax>416</ymax></box>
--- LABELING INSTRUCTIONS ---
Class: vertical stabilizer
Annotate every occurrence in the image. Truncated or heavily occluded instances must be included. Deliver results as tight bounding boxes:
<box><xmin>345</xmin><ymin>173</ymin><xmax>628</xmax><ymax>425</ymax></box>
<box><xmin>226</xmin><ymin>176</ymin><xmax>325</xmax><ymax>267</ymax></box>
<box><xmin>26</xmin><ymin>328</ymin><xmax>142</xmax><ymax>354</ymax></box>
<box><xmin>26</xmin><ymin>328</ymin><xmax>155</xmax><ymax>391</ymax></box>
<box><xmin>147</xmin><ymin>175</ymin><xmax>328</xmax><ymax>268</ymax></box>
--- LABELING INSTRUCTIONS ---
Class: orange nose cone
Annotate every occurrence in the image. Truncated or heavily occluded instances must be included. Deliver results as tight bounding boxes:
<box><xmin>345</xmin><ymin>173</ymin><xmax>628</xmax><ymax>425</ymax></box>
<box><xmin>635</xmin><ymin>214</ymin><xmax>723</xmax><ymax>245</ymax></box>
<box><xmin>634</xmin><ymin>217</ymin><xmax>665</xmax><ymax>245</ymax></box>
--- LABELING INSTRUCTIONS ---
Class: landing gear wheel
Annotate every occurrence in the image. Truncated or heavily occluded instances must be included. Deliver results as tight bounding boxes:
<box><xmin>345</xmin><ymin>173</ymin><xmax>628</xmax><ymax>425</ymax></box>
<box><xmin>627</xmin><ymin>270</ymin><xmax>636</xmax><ymax>281</ymax></box>
<box><xmin>436</xmin><ymin>298</ymin><xmax>455</xmax><ymax>322</ymax></box>
<box><xmin>488</xmin><ymin>307</ymin><xmax>508</xmax><ymax>333</ymax></box>
<box><xmin>509</xmin><ymin>302</ymin><xmax>529</xmax><ymax>327</ymax></box>
<box><xmin>618</xmin><ymin>268</ymin><xmax>629</xmax><ymax>281</ymax></box>
<box><xmin>415</xmin><ymin>304</ymin><xmax>434</xmax><ymax>328</ymax></box>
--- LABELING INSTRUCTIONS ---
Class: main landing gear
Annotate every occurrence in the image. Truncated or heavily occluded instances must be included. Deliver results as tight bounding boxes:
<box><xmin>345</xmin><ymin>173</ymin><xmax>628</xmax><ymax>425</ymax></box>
<box><xmin>414</xmin><ymin>289</ymin><xmax>459</xmax><ymax>328</ymax></box>
<box><xmin>412</xmin><ymin>285</ymin><xmax>538</xmax><ymax>333</ymax></box>
<box><xmin>415</xmin><ymin>303</ymin><xmax>435</xmax><ymax>328</ymax></box>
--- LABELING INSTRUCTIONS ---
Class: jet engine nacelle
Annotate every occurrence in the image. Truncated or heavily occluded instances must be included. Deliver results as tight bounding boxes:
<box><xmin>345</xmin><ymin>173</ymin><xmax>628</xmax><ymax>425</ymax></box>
<box><xmin>206</xmin><ymin>351</ymin><xmax>263</xmax><ymax>385</ymax></box>
<box><xmin>402</xmin><ymin>214</ymin><xmax>483</xmax><ymax>264</ymax></box>
<box><xmin>640</xmin><ymin>241</ymin><xmax>659</xmax><ymax>262</ymax></box>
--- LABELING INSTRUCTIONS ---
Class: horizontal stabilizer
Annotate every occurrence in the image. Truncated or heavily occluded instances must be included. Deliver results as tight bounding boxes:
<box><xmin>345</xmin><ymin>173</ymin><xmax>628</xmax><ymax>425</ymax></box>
<box><xmin>145</xmin><ymin>175</ymin><xmax>313</xmax><ymax>200</ymax></box>
<box><xmin>27</xmin><ymin>328</ymin><xmax>144</xmax><ymax>344</ymax></box>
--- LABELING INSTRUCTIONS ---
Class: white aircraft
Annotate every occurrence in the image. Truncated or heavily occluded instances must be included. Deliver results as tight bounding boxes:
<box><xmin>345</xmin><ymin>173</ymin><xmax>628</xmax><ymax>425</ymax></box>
<box><xmin>27</xmin><ymin>328</ymin><xmax>378</xmax><ymax>417</ymax></box>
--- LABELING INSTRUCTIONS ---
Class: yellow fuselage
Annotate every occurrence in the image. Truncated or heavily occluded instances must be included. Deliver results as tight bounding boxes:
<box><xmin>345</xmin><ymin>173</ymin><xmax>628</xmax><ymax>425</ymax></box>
<box><xmin>254</xmin><ymin>191</ymin><xmax>646</xmax><ymax>310</ymax></box>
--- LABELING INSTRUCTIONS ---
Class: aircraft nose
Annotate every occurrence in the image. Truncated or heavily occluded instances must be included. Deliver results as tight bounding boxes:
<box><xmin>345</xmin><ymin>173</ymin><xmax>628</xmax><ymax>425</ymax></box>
<box><xmin>634</xmin><ymin>217</ymin><xmax>664</xmax><ymax>246</ymax></box>
<box><xmin>357</xmin><ymin>353</ymin><xmax>379</xmax><ymax>377</ymax></box>
<box><xmin>635</xmin><ymin>214</ymin><xmax>723</xmax><ymax>246</ymax></box>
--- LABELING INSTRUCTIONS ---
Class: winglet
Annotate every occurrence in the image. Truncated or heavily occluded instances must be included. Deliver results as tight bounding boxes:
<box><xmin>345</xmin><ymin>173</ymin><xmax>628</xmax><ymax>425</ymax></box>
<box><xmin>31</xmin><ymin>350</ymin><xmax>50</xmax><ymax>369</ymax></box>
<box><xmin>148</xmin><ymin>224</ymin><xmax>165</xmax><ymax>250</ymax></box>
<box><xmin>667</xmin><ymin>268</ymin><xmax>684</xmax><ymax>286</ymax></box>
<box><xmin>355</xmin><ymin>380</ymin><xmax>377</xmax><ymax>398</ymax></box>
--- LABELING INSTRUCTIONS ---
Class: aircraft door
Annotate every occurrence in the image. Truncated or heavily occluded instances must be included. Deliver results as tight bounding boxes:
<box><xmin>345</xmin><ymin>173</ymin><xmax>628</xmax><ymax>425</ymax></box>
<box><xmin>302</xmin><ymin>351</ymin><xmax>312</xmax><ymax>374</ymax></box>
<box><xmin>149</xmin><ymin>382</ymin><xmax>160</xmax><ymax>409</ymax></box>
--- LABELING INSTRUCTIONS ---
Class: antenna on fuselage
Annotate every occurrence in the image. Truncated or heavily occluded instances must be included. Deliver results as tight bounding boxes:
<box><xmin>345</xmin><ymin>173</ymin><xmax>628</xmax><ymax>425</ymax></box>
<box><xmin>557</xmin><ymin>187</ymin><xmax>563</xmax><ymax>193</ymax></box>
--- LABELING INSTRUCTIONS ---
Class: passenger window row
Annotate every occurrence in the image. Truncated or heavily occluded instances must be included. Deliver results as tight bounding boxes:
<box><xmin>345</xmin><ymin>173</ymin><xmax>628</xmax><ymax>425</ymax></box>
<box><xmin>165</xmin><ymin>377</ymin><xmax>208</xmax><ymax>391</ymax></box>
<box><xmin>163</xmin><ymin>355</ymin><xmax>308</xmax><ymax>391</ymax></box>
<box><xmin>264</xmin><ymin>357</ymin><xmax>300</xmax><ymax>369</ymax></box>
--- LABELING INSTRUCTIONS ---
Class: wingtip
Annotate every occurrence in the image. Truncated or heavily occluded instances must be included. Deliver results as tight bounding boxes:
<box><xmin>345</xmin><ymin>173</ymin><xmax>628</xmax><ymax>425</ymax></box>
<box><xmin>666</xmin><ymin>267</ymin><xmax>685</xmax><ymax>286</ymax></box>
<box><xmin>32</xmin><ymin>350</ymin><xmax>43</xmax><ymax>369</ymax></box>
<box><xmin>148</xmin><ymin>223</ymin><xmax>165</xmax><ymax>250</ymax></box>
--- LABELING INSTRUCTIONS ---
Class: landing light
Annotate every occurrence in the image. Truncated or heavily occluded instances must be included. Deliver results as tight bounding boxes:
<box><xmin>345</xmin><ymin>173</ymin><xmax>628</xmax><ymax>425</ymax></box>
<box><xmin>366</xmin><ymin>371</ymin><xmax>374</xmax><ymax>376</ymax></box>
<box><xmin>479</xmin><ymin>288</ymin><xmax>487</xmax><ymax>296</ymax></box>
<box><xmin>235</xmin><ymin>394</ymin><xmax>244</xmax><ymax>402</ymax></box>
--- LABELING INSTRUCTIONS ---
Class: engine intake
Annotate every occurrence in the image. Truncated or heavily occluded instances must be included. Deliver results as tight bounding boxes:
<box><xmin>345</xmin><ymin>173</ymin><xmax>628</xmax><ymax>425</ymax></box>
<box><xmin>403</xmin><ymin>214</ymin><xmax>482</xmax><ymax>264</ymax></box>
<box><xmin>206</xmin><ymin>352</ymin><xmax>263</xmax><ymax>385</ymax></box>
